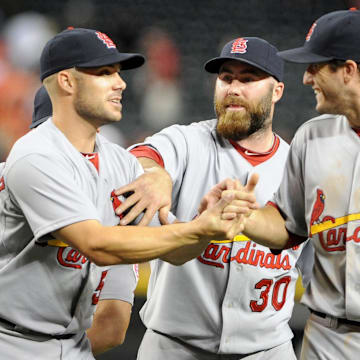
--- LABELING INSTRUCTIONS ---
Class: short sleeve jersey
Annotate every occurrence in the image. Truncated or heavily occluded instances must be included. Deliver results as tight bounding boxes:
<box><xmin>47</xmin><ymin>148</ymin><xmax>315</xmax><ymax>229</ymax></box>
<box><xmin>273</xmin><ymin>114</ymin><xmax>360</xmax><ymax>321</ymax></box>
<box><xmin>0</xmin><ymin>119</ymin><xmax>143</xmax><ymax>335</ymax></box>
<box><xmin>130</xmin><ymin>119</ymin><xmax>308</xmax><ymax>354</ymax></box>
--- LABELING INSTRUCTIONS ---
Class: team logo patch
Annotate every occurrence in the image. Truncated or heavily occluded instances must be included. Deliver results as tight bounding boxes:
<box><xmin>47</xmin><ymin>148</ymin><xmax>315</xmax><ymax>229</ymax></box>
<box><xmin>306</xmin><ymin>22</ymin><xmax>317</xmax><ymax>41</ymax></box>
<box><xmin>231</xmin><ymin>38</ymin><xmax>248</xmax><ymax>54</ymax></box>
<box><xmin>309</xmin><ymin>188</ymin><xmax>326</xmax><ymax>231</ymax></box>
<box><xmin>96</xmin><ymin>31</ymin><xmax>116</xmax><ymax>49</ymax></box>
<box><xmin>0</xmin><ymin>176</ymin><xmax>4</xmax><ymax>192</ymax></box>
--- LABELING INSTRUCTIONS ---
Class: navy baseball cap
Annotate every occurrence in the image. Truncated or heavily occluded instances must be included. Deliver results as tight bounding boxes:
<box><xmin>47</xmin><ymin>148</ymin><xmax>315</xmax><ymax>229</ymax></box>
<box><xmin>278</xmin><ymin>9</ymin><xmax>360</xmax><ymax>63</ymax></box>
<box><xmin>40</xmin><ymin>27</ymin><xmax>145</xmax><ymax>81</ymax></box>
<box><xmin>30</xmin><ymin>86</ymin><xmax>52</xmax><ymax>129</ymax></box>
<box><xmin>204</xmin><ymin>37</ymin><xmax>284</xmax><ymax>82</ymax></box>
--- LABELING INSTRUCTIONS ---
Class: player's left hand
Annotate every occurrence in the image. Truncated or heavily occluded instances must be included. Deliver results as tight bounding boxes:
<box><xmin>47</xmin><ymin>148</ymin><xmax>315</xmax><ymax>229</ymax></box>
<box><xmin>114</xmin><ymin>166</ymin><xmax>172</xmax><ymax>226</ymax></box>
<box><xmin>198</xmin><ymin>174</ymin><xmax>260</xmax><ymax>218</ymax></box>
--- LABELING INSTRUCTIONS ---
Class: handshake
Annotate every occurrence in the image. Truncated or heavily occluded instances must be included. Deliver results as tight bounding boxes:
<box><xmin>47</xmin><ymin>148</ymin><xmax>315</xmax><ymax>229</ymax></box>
<box><xmin>193</xmin><ymin>173</ymin><xmax>260</xmax><ymax>242</ymax></box>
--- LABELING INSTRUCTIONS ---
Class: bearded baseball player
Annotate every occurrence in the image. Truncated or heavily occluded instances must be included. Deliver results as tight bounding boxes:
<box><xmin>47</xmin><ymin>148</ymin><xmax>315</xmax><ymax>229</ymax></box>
<box><xmin>0</xmin><ymin>28</ymin><xmax>248</xmax><ymax>359</ymax></box>
<box><xmin>229</xmin><ymin>8</ymin><xmax>360</xmax><ymax>360</ymax></box>
<box><xmin>115</xmin><ymin>37</ymin><xmax>313</xmax><ymax>359</ymax></box>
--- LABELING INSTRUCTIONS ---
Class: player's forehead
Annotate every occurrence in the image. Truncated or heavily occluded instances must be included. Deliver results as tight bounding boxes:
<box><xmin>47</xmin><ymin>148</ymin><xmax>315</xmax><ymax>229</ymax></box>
<box><xmin>76</xmin><ymin>62</ymin><xmax>121</xmax><ymax>74</ymax></box>
<box><xmin>219</xmin><ymin>60</ymin><xmax>269</xmax><ymax>77</ymax></box>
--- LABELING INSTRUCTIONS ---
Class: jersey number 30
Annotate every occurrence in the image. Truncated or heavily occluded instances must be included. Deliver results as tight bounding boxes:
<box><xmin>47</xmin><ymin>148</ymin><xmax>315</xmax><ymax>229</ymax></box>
<box><xmin>250</xmin><ymin>276</ymin><xmax>291</xmax><ymax>312</ymax></box>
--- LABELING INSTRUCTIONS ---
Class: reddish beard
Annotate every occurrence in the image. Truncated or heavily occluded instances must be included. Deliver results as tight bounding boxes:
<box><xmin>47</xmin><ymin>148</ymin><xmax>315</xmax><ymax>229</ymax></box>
<box><xmin>215</xmin><ymin>86</ymin><xmax>273</xmax><ymax>141</ymax></box>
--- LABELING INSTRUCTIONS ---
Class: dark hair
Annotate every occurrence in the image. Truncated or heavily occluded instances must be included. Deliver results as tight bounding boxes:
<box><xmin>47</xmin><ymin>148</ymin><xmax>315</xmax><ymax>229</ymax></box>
<box><xmin>327</xmin><ymin>59</ymin><xmax>360</xmax><ymax>72</ymax></box>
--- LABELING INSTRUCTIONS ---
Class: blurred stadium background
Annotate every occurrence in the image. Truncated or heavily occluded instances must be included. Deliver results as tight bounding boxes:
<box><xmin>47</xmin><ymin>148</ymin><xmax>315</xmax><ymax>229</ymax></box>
<box><xmin>0</xmin><ymin>0</ymin><xmax>357</xmax><ymax>359</ymax></box>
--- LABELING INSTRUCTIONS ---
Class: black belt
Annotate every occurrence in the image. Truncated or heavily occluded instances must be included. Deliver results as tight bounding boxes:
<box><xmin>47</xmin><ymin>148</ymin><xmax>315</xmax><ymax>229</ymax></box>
<box><xmin>310</xmin><ymin>309</ymin><xmax>360</xmax><ymax>327</ymax></box>
<box><xmin>0</xmin><ymin>317</ymin><xmax>75</xmax><ymax>340</ymax></box>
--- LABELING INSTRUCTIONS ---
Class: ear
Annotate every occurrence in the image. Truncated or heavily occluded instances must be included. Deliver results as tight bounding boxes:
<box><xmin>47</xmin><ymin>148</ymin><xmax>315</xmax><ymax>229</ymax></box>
<box><xmin>343</xmin><ymin>60</ymin><xmax>358</xmax><ymax>84</ymax></box>
<box><xmin>57</xmin><ymin>70</ymin><xmax>76</xmax><ymax>94</ymax></box>
<box><xmin>272</xmin><ymin>81</ymin><xmax>284</xmax><ymax>103</ymax></box>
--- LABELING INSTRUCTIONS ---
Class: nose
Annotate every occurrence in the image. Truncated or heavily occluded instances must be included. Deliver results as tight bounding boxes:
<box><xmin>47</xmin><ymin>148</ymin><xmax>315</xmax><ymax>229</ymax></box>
<box><xmin>227</xmin><ymin>79</ymin><xmax>243</xmax><ymax>96</ymax></box>
<box><xmin>115</xmin><ymin>72</ymin><xmax>127</xmax><ymax>91</ymax></box>
<box><xmin>303</xmin><ymin>68</ymin><xmax>313</xmax><ymax>86</ymax></box>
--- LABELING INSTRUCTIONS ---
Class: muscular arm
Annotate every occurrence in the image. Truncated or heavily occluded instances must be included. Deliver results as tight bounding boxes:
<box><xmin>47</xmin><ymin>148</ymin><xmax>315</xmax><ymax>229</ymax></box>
<box><xmin>52</xmin><ymin>192</ymin><xmax>249</xmax><ymax>266</ymax></box>
<box><xmin>87</xmin><ymin>299</ymin><xmax>132</xmax><ymax>355</ymax></box>
<box><xmin>243</xmin><ymin>205</ymin><xmax>290</xmax><ymax>249</ymax></box>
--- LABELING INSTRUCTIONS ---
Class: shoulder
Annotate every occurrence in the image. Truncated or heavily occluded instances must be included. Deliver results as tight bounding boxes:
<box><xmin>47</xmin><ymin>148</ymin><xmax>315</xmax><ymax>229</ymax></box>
<box><xmin>156</xmin><ymin>119</ymin><xmax>217</xmax><ymax>138</ymax></box>
<box><xmin>294</xmin><ymin>114</ymin><xmax>345</xmax><ymax>140</ymax></box>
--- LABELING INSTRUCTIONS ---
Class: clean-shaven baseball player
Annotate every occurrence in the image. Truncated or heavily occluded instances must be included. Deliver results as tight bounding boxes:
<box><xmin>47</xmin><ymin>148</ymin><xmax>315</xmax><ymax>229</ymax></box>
<box><xmin>117</xmin><ymin>37</ymin><xmax>312</xmax><ymax>359</ymax></box>
<box><xmin>0</xmin><ymin>28</ymin><xmax>249</xmax><ymax>360</ymax></box>
<box><xmin>24</xmin><ymin>85</ymin><xmax>139</xmax><ymax>356</ymax></box>
<box><xmin>231</xmin><ymin>9</ymin><xmax>360</xmax><ymax>360</ymax></box>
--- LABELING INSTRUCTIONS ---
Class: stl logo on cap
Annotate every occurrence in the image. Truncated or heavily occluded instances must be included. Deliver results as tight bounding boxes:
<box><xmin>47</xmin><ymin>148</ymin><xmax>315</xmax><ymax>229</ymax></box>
<box><xmin>96</xmin><ymin>31</ymin><xmax>116</xmax><ymax>49</ymax></box>
<box><xmin>231</xmin><ymin>38</ymin><xmax>248</xmax><ymax>54</ymax></box>
<box><xmin>306</xmin><ymin>22</ymin><xmax>317</xmax><ymax>41</ymax></box>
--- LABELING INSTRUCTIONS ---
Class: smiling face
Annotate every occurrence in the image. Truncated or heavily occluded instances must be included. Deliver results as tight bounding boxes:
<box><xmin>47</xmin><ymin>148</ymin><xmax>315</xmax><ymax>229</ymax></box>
<box><xmin>72</xmin><ymin>63</ymin><xmax>127</xmax><ymax>127</ymax></box>
<box><xmin>303</xmin><ymin>62</ymin><xmax>344</xmax><ymax>115</ymax></box>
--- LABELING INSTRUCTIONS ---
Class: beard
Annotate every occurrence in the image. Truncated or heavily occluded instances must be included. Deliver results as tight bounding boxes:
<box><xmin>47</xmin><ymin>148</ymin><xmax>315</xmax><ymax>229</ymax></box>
<box><xmin>73</xmin><ymin>80</ymin><xmax>120</xmax><ymax>126</ymax></box>
<box><xmin>215</xmin><ymin>84</ymin><xmax>274</xmax><ymax>141</ymax></box>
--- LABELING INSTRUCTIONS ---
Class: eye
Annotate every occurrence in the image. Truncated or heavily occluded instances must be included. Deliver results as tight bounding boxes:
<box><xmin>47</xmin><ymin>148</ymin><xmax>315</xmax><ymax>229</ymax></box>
<box><xmin>219</xmin><ymin>74</ymin><xmax>233</xmax><ymax>83</ymax></box>
<box><xmin>100</xmin><ymin>69</ymin><xmax>112</xmax><ymax>76</ymax></box>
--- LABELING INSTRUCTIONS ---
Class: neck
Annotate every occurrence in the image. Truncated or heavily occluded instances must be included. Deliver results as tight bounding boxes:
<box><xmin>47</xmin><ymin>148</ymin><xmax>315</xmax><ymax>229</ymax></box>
<box><xmin>52</xmin><ymin>108</ymin><xmax>97</xmax><ymax>153</ymax></box>
<box><xmin>235</xmin><ymin>126</ymin><xmax>274</xmax><ymax>153</ymax></box>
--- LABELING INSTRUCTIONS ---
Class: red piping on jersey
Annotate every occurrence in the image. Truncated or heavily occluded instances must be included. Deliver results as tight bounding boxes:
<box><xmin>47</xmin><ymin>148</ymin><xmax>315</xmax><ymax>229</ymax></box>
<box><xmin>229</xmin><ymin>135</ymin><xmax>280</xmax><ymax>166</ymax></box>
<box><xmin>130</xmin><ymin>146</ymin><xmax>165</xmax><ymax>168</ymax></box>
<box><xmin>81</xmin><ymin>152</ymin><xmax>99</xmax><ymax>172</ymax></box>
<box><xmin>352</xmin><ymin>128</ymin><xmax>360</xmax><ymax>137</ymax></box>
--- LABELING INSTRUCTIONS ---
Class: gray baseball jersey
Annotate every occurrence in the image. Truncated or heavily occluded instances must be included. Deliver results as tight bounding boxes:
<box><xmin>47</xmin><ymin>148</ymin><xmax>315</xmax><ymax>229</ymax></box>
<box><xmin>0</xmin><ymin>118</ymin><xmax>143</xmax><ymax>359</ymax></box>
<box><xmin>274</xmin><ymin>114</ymin><xmax>360</xmax><ymax>320</ymax></box>
<box><xmin>273</xmin><ymin>114</ymin><xmax>360</xmax><ymax>359</ymax></box>
<box><xmin>130</xmin><ymin>119</ymin><xmax>310</xmax><ymax>355</ymax></box>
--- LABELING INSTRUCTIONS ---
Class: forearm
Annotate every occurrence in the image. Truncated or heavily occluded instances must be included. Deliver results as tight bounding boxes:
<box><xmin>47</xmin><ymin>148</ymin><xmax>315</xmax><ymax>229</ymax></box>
<box><xmin>160</xmin><ymin>239</ymin><xmax>209</xmax><ymax>265</ymax></box>
<box><xmin>55</xmin><ymin>219</ymin><xmax>209</xmax><ymax>266</ymax></box>
<box><xmin>87</xmin><ymin>299</ymin><xmax>132</xmax><ymax>355</ymax></box>
<box><xmin>243</xmin><ymin>205</ymin><xmax>290</xmax><ymax>249</ymax></box>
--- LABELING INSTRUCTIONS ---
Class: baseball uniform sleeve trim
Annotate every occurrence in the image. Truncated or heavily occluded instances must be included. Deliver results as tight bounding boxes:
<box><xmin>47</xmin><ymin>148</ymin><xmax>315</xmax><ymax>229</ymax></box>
<box><xmin>130</xmin><ymin>145</ymin><xmax>164</xmax><ymax>167</ymax></box>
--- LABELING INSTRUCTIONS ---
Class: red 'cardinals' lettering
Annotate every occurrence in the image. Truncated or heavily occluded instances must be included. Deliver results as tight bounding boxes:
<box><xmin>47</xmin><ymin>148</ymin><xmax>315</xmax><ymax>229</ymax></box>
<box><xmin>57</xmin><ymin>248</ymin><xmax>88</xmax><ymax>269</ymax></box>
<box><xmin>197</xmin><ymin>242</ymin><xmax>293</xmax><ymax>270</ymax></box>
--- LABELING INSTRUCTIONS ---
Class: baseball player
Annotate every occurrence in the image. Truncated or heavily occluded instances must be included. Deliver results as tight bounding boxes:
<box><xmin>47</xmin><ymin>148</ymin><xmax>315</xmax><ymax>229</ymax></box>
<box><xmin>117</xmin><ymin>37</ymin><xmax>312</xmax><ymax>359</ymax></box>
<box><xmin>0</xmin><ymin>28</ymin><xmax>247</xmax><ymax>360</ymax></box>
<box><xmin>231</xmin><ymin>9</ymin><xmax>360</xmax><ymax>360</ymax></box>
<box><xmin>25</xmin><ymin>85</ymin><xmax>139</xmax><ymax>356</ymax></box>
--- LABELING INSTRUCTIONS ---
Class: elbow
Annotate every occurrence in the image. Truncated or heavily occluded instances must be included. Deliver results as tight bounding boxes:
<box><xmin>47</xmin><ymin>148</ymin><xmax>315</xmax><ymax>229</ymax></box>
<box><xmin>83</xmin><ymin>238</ymin><xmax>122</xmax><ymax>267</ymax></box>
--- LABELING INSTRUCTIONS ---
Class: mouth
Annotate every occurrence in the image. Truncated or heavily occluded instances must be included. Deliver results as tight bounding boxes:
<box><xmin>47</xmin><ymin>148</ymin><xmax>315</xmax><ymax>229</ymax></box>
<box><xmin>109</xmin><ymin>97</ymin><xmax>122</xmax><ymax>107</ymax></box>
<box><xmin>226</xmin><ymin>104</ymin><xmax>246</xmax><ymax>111</ymax></box>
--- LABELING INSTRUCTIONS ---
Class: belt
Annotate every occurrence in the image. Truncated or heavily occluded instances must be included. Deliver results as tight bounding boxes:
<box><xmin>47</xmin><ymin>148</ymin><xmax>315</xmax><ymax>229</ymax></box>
<box><xmin>310</xmin><ymin>309</ymin><xmax>360</xmax><ymax>327</ymax></box>
<box><xmin>0</xmin><ymin>317</ymin><xmax>75</xmax><ymax>340</ymax></box>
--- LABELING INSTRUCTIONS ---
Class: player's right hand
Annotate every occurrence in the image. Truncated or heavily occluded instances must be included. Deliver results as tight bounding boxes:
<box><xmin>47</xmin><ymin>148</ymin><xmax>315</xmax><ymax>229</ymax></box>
<box><xmin>114</xmin><ymin>166</ymin><xmax>172</xmax><ymax>226</ymax></box>
<box><xmin>198</xmin><ymin>174</ymin><xmax>259</xmax><ymax>218</ymax></box>
<box><xmin>220</xmin><ymin>173</ymin><xmax>260</xmax><ymax>220</ymax></box>
<box><xmin>195</xmin><ymin>192</ymin><xmax>248</xmax><ymax>241</ymax></box>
